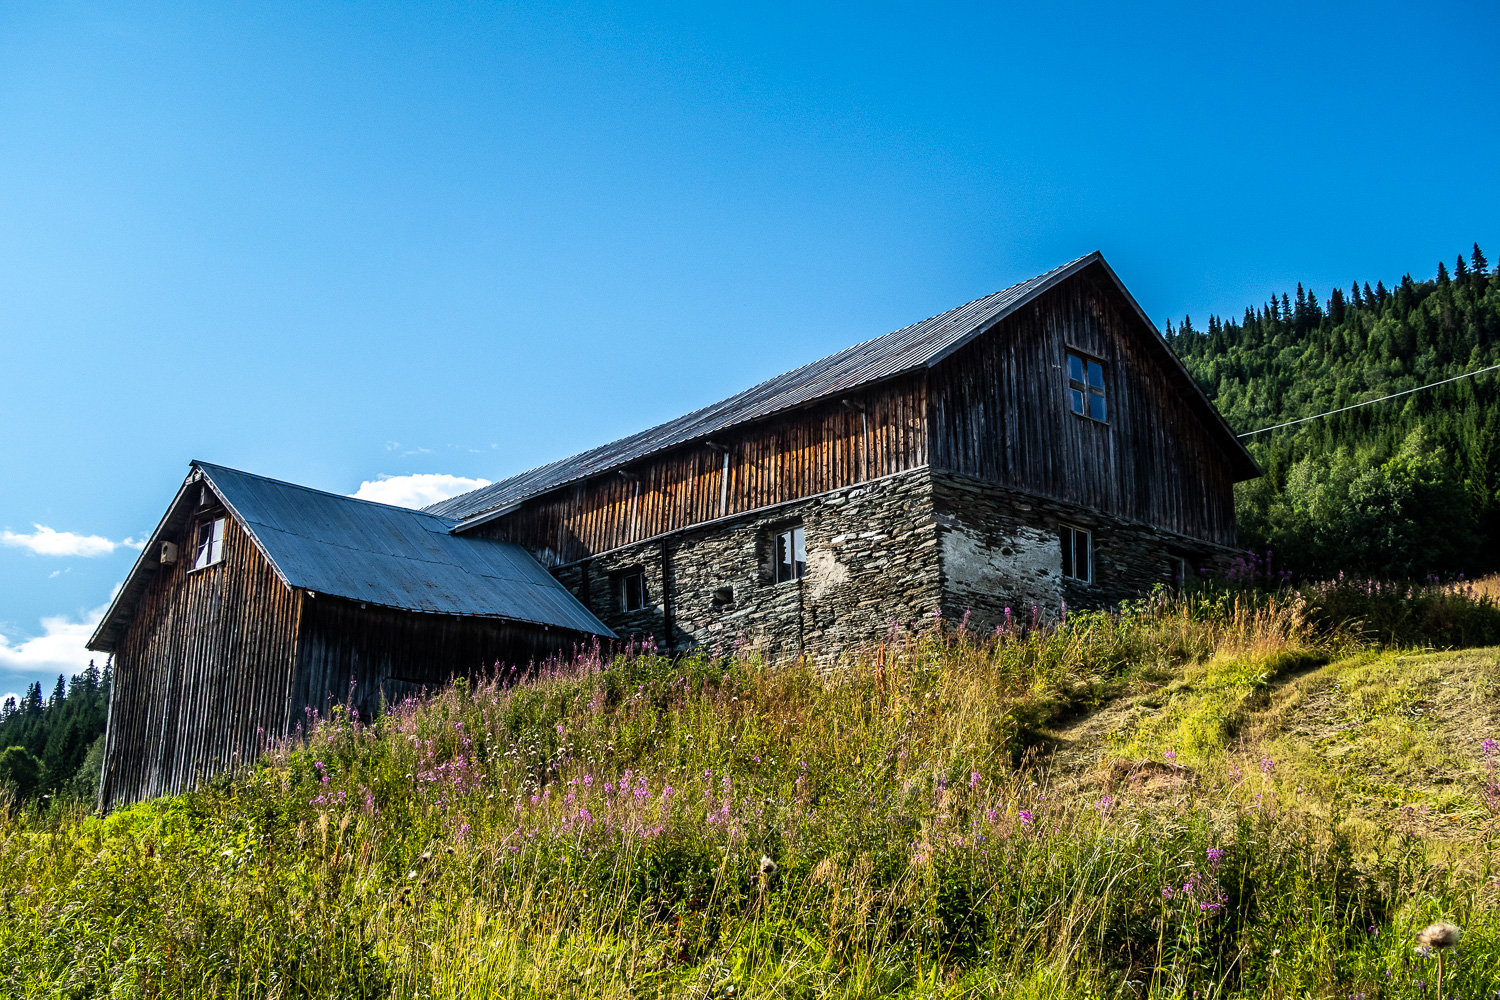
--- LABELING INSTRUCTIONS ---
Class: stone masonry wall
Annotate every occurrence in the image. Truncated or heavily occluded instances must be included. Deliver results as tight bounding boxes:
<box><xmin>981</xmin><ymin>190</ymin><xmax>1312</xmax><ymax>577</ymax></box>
<box><xmin>932</xmin><ymin>470</ymin><xmax>1240</xmax><ymax>632</ymax></box>
<box><xmin>551</xmin><ymin>468</ymin><xmax>942</xmax><ymax>658</ymax></box>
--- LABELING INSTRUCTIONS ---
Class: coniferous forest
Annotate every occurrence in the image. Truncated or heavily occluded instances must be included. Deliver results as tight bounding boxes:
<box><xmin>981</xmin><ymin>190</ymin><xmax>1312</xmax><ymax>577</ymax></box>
<box><xmin>1166</xmin><ymin>243</ymin><xmax>1499</xmax><ymax>581</ymax></box>
<box><xmin>0</xmin><ymin>661</ymin><xmax>110</xmax><ymax>804</ymax></box>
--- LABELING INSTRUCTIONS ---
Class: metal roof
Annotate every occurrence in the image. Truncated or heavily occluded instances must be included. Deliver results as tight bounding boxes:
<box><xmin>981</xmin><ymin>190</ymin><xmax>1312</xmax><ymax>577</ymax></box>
<box><xmin>427</xmin><ymin>252</ymin><xmax>1257</xmax><ymax>525</ymax></box>
<box><xmin>88</xmin><ymin>462</ymin><xmax>614</xmax><ymax>651</ymax></box>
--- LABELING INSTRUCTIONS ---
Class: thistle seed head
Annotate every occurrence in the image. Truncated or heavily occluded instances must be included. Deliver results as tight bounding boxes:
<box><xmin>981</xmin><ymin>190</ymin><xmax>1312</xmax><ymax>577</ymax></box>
<box><xmin>1415</xmin><ymin>922</ymin><xmax>1462</xmax><ymax>949</ymax></box>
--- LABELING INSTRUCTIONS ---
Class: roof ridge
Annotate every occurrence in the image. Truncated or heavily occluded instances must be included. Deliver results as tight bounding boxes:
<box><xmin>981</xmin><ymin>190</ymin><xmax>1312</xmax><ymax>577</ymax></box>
<box><xmin>194</xmin><ymin>461</ymin><xmax>459</xmax><ymax>525</ymax></box>
<box><xmin>425</xmin><ymin>252</ymin><xmax>1104</xmax><ymax>521</ymax></box>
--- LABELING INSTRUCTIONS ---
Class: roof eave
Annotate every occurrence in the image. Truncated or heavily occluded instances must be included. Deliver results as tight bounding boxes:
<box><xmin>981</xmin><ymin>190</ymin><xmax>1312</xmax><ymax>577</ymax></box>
<box><xmin>86</xmin><ymin>474</ymin><xmax>198</xmax><ymax>653</ymax></box>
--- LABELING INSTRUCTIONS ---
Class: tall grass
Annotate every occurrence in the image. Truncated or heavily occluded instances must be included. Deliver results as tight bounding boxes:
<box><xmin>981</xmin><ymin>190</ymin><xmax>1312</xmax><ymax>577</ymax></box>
<box><xmin>1</xmin><ymin>589</ymin><xmax>1496</xmax><ymax>998</ymax></box>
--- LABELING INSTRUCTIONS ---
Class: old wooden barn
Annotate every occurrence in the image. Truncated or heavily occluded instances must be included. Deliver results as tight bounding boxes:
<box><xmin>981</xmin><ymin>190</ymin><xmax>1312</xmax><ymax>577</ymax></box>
<box><xmin>425</xmin><ymin>251</ymin><xmax>1259</xmax><ymax>652</ymax></box>
<box><xmin>87</xmin><ymin>463</ymin><xmax>611</xmax><ymax>809</ymax></box>
<box><xmin>89</xmin><ymin>251</ymin><xmax>1258</xmax><ymax>808</ymax></box>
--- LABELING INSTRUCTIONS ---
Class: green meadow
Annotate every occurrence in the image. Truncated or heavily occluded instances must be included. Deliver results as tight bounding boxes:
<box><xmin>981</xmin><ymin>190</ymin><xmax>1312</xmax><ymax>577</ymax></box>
<box><xmin>4</xmin><ymin>583</ymin><xmax>1500</xmax><ymax>999</ymax></box>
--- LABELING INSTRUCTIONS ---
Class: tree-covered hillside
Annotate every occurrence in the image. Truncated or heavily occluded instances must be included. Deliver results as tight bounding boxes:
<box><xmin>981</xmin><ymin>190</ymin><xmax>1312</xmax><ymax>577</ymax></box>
<box><xmin>1167</xmin><ymin>244</ymin><xmax>1500</xmax><ymax>580</ymax></box>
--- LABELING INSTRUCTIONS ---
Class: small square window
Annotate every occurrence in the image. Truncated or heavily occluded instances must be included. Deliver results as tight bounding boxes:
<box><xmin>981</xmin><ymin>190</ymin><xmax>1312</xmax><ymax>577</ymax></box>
<box><xmin>619</xmin><ymin>569</ymin><xmax>646</xmax><ymax>612</ymax></box>
<box><xmin>774</xmin><ymin>526</ymin><xmax>806</xmax><ymax>584</ymax></box>
<box><xmin>1060</xmin><ymin>524</ymin><xmax>1091</xmax><ymax>583</ymax></box>
<box><xmin>1066</xmin><ymin>351</ymin><xmax>1107</xmax><ymax>422</ymax></box>
<box><xmin>193</xmin><ymin>517</ymin><xmax>226</xmax><ymax>570</ymax></box>
<box><xmin>1169</xmin><ymin>556</ymin><xmax>1190</xmax><ymax>590</ymax></box>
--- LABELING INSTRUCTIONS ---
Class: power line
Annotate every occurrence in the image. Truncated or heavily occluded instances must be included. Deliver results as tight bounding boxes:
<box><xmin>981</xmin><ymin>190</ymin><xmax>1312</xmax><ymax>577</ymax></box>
<box><xmin>1236</xmin><ymin>362</ymin><xmax>1500</xmax><ymax>438</ymax></box>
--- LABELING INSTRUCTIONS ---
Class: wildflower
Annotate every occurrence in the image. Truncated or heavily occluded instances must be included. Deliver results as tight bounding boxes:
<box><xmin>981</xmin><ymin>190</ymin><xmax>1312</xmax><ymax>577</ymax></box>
<box><xmin>1164</xmin><ymin>750</ymin><xmax>1177</xmax><ymax>762</ymax></box>
<box><xmin>1484</xmin><ymin>738</ymin><xmax>1498</xmax><ymax>759</ymax></box>
<box><xmin>1260</xmin><ymin>756</ymin><xmax>1275</xmax><ymax>774</ymax></box>
<box><xmin>1018</xmin><ymin>809</ymin><xmax>1034</xmax><ymax>826</ymax></box>
<box><xmin>1206</xmin><ymin>847</ymin><xmax>1225</xmax><ymax>869</ymax></box>
<box><xmin>970</xmin><ymin>771</ymin><xmax>981</xmax><ymax>789</ymax></box>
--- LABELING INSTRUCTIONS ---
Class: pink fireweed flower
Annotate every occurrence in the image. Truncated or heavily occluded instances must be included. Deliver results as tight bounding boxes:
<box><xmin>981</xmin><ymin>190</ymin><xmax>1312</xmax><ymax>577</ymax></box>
<box><xmin>1018</xmin><ymin>809</ymin><xmax>1034</xmax><ymax>826</ymax></box>
<box><xmin>1164</xmin><ymin>750</ymin><xmax>1177</xmax><ymax>762</ymax></box>
<box><xmin>970</xmin><ymin>771</ymin><xmax>981</xmax><ymax>789</ymax></box>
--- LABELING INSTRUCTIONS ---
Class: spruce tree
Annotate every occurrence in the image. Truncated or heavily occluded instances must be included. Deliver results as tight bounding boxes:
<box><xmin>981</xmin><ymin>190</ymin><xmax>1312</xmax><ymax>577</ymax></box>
<box><xmin>1473</xmin><ymin>242</ymin><xmax>1488</xmax><ymax>275</ymax></box>
<box><xmin>1438</xmin><ymin>260</ymin><xmax>1450</xmax><ymax>285</ymax></box>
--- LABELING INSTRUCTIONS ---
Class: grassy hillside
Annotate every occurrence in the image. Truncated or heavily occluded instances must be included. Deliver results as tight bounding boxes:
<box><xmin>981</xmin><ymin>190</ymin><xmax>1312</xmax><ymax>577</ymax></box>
<box><xmin>3</xmin><ymin>586</ymin><xmax>1500</xmax><ymax>999</ymax></box>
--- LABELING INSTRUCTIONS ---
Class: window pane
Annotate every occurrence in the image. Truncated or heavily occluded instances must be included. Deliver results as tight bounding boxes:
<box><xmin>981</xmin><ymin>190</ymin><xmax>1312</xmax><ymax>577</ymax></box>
<box><xmin>1087</xmin><ymin>360</ymin><xmax>1104</xmax><ymax>389</ymax></box>
<box><xmin>1069</xmin><ymin>388</ymin><xmax>1085</xmax><ymax>414</ymax></box>
<box><xmin>193</xmin><ymin>521</ymin><xmax>216</xmax><ymax>570</ymax></box>
<box><xmin>210</xmin><ymin>518</ymin><xmax>225</xmax><ymax>563</ymax></box>
<box><xmin>1067</xmin><ymin>354</ymin><xmax>1084</xmax><ymax>383</ymax></box>
<box><xmin>622</xmin><ymin>572</ymin><xmax>644</xmax><ymax>611</ymax></box>
<box><xmin>1088</xmin><ymin>392</ymin><xmax>1107</xmax><ymax>422</ymax></box>
<box><xmin>1060</xmin><ymin>527</ymin><xmax>1073</xmax><ymax>579</ymax></box>
<box><xmin>1077</xmin><ymin>530</ymin><xmax>1090</xmax><ymax>583</ymax></box>
<box><xmin>792</xmin><ymin>527</ymin><xmax>806</xmax><ymax>578</ymax></box>
<box><xmin>776</xmin><ymin>531</ymin><xmax>791</xmax><ymax>583</ymax></box>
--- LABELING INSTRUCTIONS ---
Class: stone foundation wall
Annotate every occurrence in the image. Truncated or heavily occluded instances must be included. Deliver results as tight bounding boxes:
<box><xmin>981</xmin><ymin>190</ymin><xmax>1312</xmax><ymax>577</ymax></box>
<box><xmin>552</xmin><ymin>468</ymin><xmax>942</xmax><ymax>658</ymax></box>
<box><xmin>932</xmin><ymin>471</ymin><xmax>1239</xmax><ymax>632</ymax></box>
<box><xmin>546</xmin><ymin>467</ymin><xmax>1240</xmax><ymax>656</ymax></box>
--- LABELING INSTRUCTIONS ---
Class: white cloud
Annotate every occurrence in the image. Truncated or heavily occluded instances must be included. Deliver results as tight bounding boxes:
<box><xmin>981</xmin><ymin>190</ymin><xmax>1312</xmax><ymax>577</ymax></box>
<box><xmin>0</xmin><ymin>603</ymin><xmax>110</xmax><ymax>680</ymax></box>
<box><xmin>350</xmin><ymin>473</ymin><xmax>492</xmax><ymax>510</ymax></box>
<box><xmin>1</xmin><ymin>524</ymin><xmax>145</xmax><ymax>557</ymax></box>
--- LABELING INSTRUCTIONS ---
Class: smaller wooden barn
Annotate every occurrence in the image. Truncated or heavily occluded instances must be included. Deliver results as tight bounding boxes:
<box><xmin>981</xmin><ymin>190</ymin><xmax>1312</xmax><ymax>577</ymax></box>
<box><xmin>87</xmin><ymin>461</ymin><xmax>612</xmax><ymax>810</ymax></box>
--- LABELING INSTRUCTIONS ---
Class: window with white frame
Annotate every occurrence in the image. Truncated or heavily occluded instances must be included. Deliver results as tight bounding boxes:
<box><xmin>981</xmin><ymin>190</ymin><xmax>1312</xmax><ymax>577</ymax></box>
<box><xmin>774</xmin><ymin>526</ymin><xmax>806</xmax><ymax>584</ymax></box>
<box><xmin>193</xmin><ymin>517</ymin><xmax>226</xmax><ymax>570</ymax></box>
<box><xmin>1060</xmin><ymin>524</ymin><xmax>1091</xmax><ymax>583</ymax></box>
<box><xmin>618</xmin><ymin>569</ymin><xmax>646</xmax><ymax>612</ymax></box>
<box><xmin>1066</xmin><ymin>352</ymin><xmax>1107</xmax><ymax>422</ymax></box>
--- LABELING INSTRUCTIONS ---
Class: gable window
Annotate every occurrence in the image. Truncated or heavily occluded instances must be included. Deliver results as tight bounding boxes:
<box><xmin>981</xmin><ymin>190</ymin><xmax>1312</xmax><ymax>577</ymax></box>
<box><xmin>1060</xmin><ymin>524</ymin><xmax>1091</xmax><ymax>583</ymax></box>
<box><xmin>618</xmin><ymin>569</ymin><xmax>646</xmax><ymax>612</ymax></box>
<box><xmin>1066</xmin><ymin>352</ymin><xmax>1107</xmax><ymax>422</ymax></box>
<box><xmin>193</xmin><ymin>517</ymin><xmax>226</xmax><ymax>570</ymax></box>
<box><xmin>774</xmin><ymin>527</ymin><xmax>806</xmax><ymax>583</ymax></box>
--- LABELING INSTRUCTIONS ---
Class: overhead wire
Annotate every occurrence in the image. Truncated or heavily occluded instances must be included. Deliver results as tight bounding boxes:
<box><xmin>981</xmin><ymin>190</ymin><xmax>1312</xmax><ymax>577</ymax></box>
<box><xmin>1236</xmin><ymin>362</ymin><xmax>1500</xmax><ymax>438</ymax></box>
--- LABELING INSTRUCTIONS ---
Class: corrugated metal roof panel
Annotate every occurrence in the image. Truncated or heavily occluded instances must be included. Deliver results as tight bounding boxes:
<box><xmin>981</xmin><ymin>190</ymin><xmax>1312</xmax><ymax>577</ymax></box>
<box><xmin>426</xmin><ymin>253</ymin><xmax>1102</xmax><ymax>523</ymax></box>
<box><xmin>196</xmin><ymin>462</ymin><xmax>613</xmax><ymax>635</ymax></box>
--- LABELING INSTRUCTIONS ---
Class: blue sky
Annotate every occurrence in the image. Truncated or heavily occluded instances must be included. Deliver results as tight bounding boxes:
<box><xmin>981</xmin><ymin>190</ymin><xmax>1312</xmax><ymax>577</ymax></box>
<box><xmin>2</xmin><ymin>1</ymin><xmax>1497</xmax><ymax>699</ymax></box>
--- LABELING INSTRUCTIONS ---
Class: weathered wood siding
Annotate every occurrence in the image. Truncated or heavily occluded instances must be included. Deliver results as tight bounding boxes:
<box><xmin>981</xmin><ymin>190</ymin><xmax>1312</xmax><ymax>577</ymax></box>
<box><xmin>488</xmin><ymin>375</ymin><xmax>929</xmax><ymax>565</ymax></box>
<box><xmin>927</xmin><ymin>271</ymin><xmax>1239</xmax><ymax>545</ymax></box>
<box><xmin>99</xmin><ymin>514</ymin><xmax>300</xmax><ymax>810</ymax></box>
<box><xmin>292</xmin><ymin>597</ymin><xmax>587</xmax><ymax>721</ymax></box>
